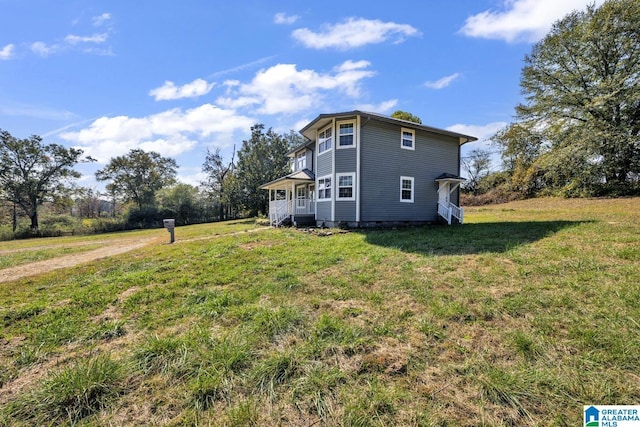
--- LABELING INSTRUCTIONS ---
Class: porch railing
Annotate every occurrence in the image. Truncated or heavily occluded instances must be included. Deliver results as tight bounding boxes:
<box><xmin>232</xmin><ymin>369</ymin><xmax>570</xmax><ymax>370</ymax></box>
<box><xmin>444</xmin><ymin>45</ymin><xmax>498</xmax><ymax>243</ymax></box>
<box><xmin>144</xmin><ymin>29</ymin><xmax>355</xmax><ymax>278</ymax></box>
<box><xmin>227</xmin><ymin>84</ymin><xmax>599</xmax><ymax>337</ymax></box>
<box><xmin>269</xmin><ymin>199</ymin><xmax>315</xmax><ymax>226</ymax></box>
<box><xmin>437</xmin><ymin>201</ymin><xmax>464</xmax><ymax>225</ymax></box>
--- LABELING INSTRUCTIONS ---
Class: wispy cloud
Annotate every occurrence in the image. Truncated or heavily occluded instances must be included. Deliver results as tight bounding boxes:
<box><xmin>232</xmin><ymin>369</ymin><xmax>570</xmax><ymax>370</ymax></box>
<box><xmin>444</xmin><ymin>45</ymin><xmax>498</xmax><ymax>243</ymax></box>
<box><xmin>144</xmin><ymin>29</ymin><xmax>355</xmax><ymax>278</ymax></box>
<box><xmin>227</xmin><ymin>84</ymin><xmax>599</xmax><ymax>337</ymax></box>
<box><xmin>460</xmin><ymin>0</ymin><xmax>605</xmax><ymax>43</ymax></box>
<box><xmin>424</xmin><ymin>73</ymin><xmax>461</xmax><ymax>90</ymax></box>
<box><xmin>65</xmin><ymin>33</ymin><xmax>109</xmax><ymax>44</ymax></box>
<box><xmin>355</xmin><ymin>99</ymin><xmax>398</xmax><ymax>113</ymax></box>
<box><xmin>0</xmin><ymin>102</ymin><xmax>77</xmax><ymax>121</ymax></box>
<box><xmin>149</xmin><ymin>79</ymin><xmax>215</xmax><ymax>101</ymax></box>
<box><xmin>207</xmin><ymin>55</ymin><xmax>276</xmax><ymax>79</ymax></box>
<box><xmin>274</xmin><ymin>12</ymin><xmax>299</xmax><ymax>25</ymax></box>
<box><xmin>0</xmin><ymin>44</ymin><xmax>14</xmax><ymax>60</ymax></box>
<box><xmin>292</xmin><ymin>17</ymin><xmax>421</xmax><ymax>50</ymax></box>
<box><xmin>92</xmin><ymin>13</ymin><xmax>112</xmax><ymax>27</ymax></box>
<box><xmin>31</xmin><ymin>41</ymin><xmax>61</xmax><ymax>57</ymax></box>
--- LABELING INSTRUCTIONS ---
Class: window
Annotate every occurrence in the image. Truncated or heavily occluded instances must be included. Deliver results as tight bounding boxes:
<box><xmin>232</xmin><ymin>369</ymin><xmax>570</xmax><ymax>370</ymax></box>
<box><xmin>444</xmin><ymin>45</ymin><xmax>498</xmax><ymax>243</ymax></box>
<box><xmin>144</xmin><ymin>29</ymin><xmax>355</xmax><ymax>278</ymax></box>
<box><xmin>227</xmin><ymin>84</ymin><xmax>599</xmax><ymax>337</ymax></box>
<box><xmin>400</xmin><ymin>176</ymin><xmax>414</xmax><ymax>203</ymax></box>
<box><xmin>336</xmin><ymin>173</ymin><xmax>355</xmax><ymax>200</ymax></box>
<box><xmin>401</xmin><ymin>128</ymin><xmax>415</xmax><ymax>150</ymax></box>
<box><xmin>338</xmin><ymin>122</ymin><xmax>355</xmax><ymax>148</ymax></box>
<box><xmin>295</xmin><ymin>151</ymin><xmax>306</xmax><ymax>170</ymax></box>
<box><xmin>318</xmin><ymin>176</ymin><xmax>332</xmax><ymax>200</ymax></box>
<box><xmin>318</xmin><ymin>126</ymin><xmax>333</xmax><ymax>154</ymax></box>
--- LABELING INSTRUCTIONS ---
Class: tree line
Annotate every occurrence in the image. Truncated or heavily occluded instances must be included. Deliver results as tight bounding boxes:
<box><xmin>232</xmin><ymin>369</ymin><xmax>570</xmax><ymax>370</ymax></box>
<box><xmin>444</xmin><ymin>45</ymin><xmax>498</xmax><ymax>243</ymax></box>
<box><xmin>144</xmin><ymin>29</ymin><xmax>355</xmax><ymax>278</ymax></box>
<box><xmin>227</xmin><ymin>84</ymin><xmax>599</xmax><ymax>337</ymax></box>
<box><xmin>464</xmin><ymin>0</ymin><xmax>639</xmax><ymax>202</ymax></box>
<box><xmin>0</xmin><ymin>124</ymin><xmax>299</xmax><ymax>238</ymax></box>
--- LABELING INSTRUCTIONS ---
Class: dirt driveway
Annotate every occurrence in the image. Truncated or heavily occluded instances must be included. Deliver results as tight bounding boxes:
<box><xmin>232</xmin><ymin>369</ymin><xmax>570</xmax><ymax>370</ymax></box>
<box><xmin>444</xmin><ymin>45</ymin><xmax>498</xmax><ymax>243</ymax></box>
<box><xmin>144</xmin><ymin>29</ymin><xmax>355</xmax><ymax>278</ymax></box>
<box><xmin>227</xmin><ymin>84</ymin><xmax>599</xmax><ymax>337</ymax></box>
<box><xmin>0</xmin><ymin>228</ymin><xmax>267</xmax><ymax>284</ymax></box>
<box><xmin>0</xmin><ymin>237</ymin><xmax>161</xmax><ymax>283</ymax></box>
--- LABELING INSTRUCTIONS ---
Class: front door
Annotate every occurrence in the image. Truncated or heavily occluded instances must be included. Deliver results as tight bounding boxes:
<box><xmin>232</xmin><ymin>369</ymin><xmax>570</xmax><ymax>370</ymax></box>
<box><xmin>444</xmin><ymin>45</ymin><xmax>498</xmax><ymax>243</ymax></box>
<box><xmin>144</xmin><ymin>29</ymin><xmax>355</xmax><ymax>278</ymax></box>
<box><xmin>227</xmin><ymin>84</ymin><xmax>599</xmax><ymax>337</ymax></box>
<box><xmin>296</xmin><ymin>186</ymin><xmax>307</xmax><ymax>213</ymax></box>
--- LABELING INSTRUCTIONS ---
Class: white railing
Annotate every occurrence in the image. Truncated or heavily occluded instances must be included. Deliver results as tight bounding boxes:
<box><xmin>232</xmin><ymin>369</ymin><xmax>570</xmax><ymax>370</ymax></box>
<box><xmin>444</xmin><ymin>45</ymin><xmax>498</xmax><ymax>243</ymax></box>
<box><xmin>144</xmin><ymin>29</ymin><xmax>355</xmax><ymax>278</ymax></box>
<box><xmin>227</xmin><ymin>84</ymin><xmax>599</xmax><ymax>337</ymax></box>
<box><xmin>295</xmin><ymin>198</ymin><xmax>315</xmax><ymax>215</ymax></box>
<box><xmin>269</xmin><ymin>200</ymin><xmax>290</xmax><ymax>227</ymax></box>
<box><xmin>269</xmin><ymin>199</ymin><xmax>315</xmax><ymax>226</ymax></box>
<box><xmin>451</xmin><ymin>204</ymin><xmax>464</xmax><ymax>224</ymax></box>
<box><xmin>438</xmin><ymin>201</ymin><xmax>464</xmax><ymax>225</ymax></box>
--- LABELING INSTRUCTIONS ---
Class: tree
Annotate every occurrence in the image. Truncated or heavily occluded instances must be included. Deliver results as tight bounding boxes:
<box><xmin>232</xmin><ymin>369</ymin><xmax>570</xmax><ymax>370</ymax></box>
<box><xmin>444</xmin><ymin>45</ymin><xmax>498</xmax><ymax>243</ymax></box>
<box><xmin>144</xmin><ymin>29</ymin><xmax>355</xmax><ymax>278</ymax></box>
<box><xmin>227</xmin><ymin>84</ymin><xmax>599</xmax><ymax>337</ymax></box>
<box><xmin>157</xmin><ymin>183</ymin><xmax>207</xmax><ymax>225</ymax></box>
<box><xmin>234</xmin><ymin>124</ymin><xmax>294</xmax><ymax>216</ymax></box>
<box><xmin>492</xmin><ymin>123</ymin><xmax>546</xmax><ymax>197</ymax></box>
<box><xmin>96</xmin><ymin>149</ymin><xmax>178</xmax><ymax>209</ymax></box>
<box><xmin>0</xmin><ymin>129</ymin><xmax>89</xmax><ymax>230</ymax></box>
<box><xmin>201</xmin><ymin>146</ymin><xmax>234</xmax><ymax>220</ymax></box>
<box><xmin>515</xmin><ymin>0</ymin><xmax>640</xmax><ymax>194</ymax></box>
<box><xmin>461</xmin><ymin>149</ymin><xmax>492</xmax><ymax>195</ymax></box>
<box><xmin>391</xmin><ymin>110</ymin><xmax>422</xmax><ymax>124</ymax></box>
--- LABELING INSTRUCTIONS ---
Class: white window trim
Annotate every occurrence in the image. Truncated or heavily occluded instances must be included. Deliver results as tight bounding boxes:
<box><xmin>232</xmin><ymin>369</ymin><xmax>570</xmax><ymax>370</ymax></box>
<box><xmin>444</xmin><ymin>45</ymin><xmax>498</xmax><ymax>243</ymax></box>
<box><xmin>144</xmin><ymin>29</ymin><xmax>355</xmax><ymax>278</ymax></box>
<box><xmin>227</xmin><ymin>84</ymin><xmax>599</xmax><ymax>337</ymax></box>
<box><xmin>401</xmin><ymin>127</ymin><xmax>415</xmax><ymax>151</ymax></box>
<box><xmin>318</xmin><ymin>124</ymin><xmax>333</xmax><ymax>155</ymax></box>
<box><xmin>337</xmin><ymin>120</ymin><xmax>356</xmax><ymax>149</ymax></box>
<box><xmin>336</xmin><ymin>172</ymin><xmax>356</xmax><ymax>201</ymax></box>
<box><xmin>400</xmin><ymin>176</ymin><xmax>414</xmax><ymax>203</ymax></box>
<box><xmin>317</xmin><ymin>174</ymin><xmax>332</xmax><ymax>201</ymax></box>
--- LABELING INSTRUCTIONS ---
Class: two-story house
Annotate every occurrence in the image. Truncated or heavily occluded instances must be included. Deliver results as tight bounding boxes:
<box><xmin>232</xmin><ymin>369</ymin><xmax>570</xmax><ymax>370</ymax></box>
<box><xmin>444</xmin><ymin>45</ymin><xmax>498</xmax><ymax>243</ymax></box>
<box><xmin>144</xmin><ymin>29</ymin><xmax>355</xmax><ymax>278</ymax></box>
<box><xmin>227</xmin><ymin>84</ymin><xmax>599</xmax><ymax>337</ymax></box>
<box><xmin>260</xmin><ymin>110</ymin><xmax>477</xmax><ymax>227</ymax></box>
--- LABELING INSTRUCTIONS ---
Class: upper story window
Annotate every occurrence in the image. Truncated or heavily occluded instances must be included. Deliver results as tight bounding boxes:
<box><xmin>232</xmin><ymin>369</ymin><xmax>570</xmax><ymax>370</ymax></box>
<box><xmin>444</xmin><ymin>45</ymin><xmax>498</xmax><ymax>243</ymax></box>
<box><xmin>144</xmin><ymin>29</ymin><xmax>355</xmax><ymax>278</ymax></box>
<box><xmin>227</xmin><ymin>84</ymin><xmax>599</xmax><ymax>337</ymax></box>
<box><xmin>318</xmin><ymin>126</ymin><xmax>333</xmax><ymax>154</ymax></box>
<box><xmin>401</xmin><ymin>128</ymin><xmax>415</xmax><ymax>150</ymax></box>
<box><xmin>400</xmin><ymin>176</ymin><xmax>414</xmax><ymax>203</ymax></box>
<box><xmin>295</xmin><ymin>151</ymin><xmax>306</xmax><ymax>170</ymax></box>
<box><xmin>318</xmin><ymin>175</ymin><xmax>332</xmax><ymax>200</ymax></box>
<box><xmin>338</xmin><ymin>122</ymin><xmax>355</xmax><ymax>148</ymax></box>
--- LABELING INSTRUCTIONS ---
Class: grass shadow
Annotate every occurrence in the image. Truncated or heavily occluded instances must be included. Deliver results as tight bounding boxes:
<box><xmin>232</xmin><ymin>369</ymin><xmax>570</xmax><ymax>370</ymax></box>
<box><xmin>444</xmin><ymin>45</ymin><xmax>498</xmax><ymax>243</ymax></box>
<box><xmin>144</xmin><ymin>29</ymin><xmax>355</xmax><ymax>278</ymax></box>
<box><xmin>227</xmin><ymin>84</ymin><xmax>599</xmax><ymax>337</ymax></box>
<box><xmin>362</xmin><ymin>220</ymin><xmax>591</xmax><ymax>256</ymax></box>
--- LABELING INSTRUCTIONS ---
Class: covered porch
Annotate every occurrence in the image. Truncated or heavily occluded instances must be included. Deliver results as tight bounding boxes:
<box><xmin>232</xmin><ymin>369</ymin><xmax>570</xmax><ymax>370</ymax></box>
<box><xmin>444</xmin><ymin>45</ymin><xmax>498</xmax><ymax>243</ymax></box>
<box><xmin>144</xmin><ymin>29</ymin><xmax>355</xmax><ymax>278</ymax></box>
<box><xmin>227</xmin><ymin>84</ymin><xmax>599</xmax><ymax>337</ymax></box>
<box><xmin>436</xmin><ymin>173</ymin><xmax>465</xmax><ymax>225</ymax></box>
<box><xmin>259</xmin><ymin>169</ymin><xmax>316</xmax><ymax>227</ymax></box>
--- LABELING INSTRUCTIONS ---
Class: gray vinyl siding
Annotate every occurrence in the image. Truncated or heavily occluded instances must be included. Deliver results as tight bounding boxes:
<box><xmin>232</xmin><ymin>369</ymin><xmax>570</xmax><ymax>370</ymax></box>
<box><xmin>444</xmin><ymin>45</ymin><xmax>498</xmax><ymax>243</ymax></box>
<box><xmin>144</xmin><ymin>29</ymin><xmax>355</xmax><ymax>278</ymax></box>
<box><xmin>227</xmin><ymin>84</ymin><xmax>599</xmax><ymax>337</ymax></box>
<box><xmin>316</xmin><ymin>201</ymin><xmax>331</xmax><ymax>221</ymax></box>
<box><xmin>335</xmin><ymin>148</ymin><xmax>356</xmax><ymax>173</ymax></box>
<box><xmin>360</xmin><ymin>120</ymin><xmax>459</xmax><ymax>222</ymax></box>
<box><xmin>335</xmin><ymin>201</ymin><xmax>356</xmax><ymax>222</ymax></box>
<box><xmin>317</xmin><ymin>151</ymin><xmax>332</xmax><ymax>177</ymax></box>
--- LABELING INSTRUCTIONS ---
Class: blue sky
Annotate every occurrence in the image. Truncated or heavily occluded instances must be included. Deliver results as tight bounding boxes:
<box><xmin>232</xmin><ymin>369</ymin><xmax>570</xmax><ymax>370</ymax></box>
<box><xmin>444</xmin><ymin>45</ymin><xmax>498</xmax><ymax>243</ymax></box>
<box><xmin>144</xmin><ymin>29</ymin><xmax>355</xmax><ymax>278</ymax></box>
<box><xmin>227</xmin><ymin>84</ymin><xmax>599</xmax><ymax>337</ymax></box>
<box><xmin>1</xmin><ymin>0</ymin><xmax>603</xmax><ymax>189</ymax></box>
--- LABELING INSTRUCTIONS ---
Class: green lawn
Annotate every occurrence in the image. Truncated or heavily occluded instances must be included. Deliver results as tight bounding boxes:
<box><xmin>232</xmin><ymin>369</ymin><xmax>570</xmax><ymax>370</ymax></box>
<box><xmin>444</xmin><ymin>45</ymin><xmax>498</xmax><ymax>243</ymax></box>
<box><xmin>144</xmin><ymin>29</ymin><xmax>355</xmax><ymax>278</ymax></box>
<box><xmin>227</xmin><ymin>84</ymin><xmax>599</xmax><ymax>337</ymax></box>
<box><xmin>0</xmin><ymin>198</ymin><xmax>638</xmax><ymax>426</ymax></box>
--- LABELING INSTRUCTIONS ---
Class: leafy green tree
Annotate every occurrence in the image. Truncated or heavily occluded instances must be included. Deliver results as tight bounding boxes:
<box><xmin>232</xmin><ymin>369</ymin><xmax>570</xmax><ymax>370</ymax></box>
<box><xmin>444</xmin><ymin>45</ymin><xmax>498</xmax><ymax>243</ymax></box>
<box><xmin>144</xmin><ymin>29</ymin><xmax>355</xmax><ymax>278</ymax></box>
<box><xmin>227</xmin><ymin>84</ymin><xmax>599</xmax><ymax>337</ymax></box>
<box><xmin>391</xmin><ymin>110</ymin><xmax>422</xmax><ymax>124</ymax></box>
<box><xmin>96</xmin><ymin>149</ymin><xmax>178</xmax><ymax>209</ymax></box>
<box><xmin>515</xmin><ymin>0</ymin><xmax>640</xmax><ymax>195</ymax></box>
<box><xmin>0</xmin><ymin>129</ymin><xmax>89</xmax><ymax>230</ymax></box>
<box><xmin>492</xmin><ymin>123</ymin><xmax>546</xmax><ymax>197</ymax></box>
<box><xmin>234</xmin><ymin>124</ymin><xmax>295</xmax><ymax>216</ymax></box>
<box><xmin>157</xmin><ymin>183</ymin><xmax>207</xmax><ymax>225</ymax></box>
<box><xmin>201</xmin><ymin>146</ymin><xmax>234</xmax><ymax>220</ymax></box>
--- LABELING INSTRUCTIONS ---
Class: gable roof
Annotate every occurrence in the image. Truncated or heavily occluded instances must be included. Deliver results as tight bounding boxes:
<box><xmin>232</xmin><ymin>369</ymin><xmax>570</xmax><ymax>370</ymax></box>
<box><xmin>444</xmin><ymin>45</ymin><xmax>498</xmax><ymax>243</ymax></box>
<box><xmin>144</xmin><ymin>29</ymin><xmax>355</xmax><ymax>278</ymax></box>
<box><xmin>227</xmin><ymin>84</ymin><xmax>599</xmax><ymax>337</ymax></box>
<box><xmin>299</xmin><ymin>110</ymin><xmax>478</xmax><ymax>146</ymax></box>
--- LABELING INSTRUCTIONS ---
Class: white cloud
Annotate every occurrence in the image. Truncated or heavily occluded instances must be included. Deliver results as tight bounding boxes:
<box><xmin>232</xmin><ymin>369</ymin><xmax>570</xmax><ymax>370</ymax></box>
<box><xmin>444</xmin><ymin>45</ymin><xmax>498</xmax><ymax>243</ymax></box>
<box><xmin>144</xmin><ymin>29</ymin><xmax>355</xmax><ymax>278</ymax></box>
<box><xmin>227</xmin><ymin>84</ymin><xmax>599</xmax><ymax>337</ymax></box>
<box><xmin>149</xmin><ymin>79</ymin><xmax>216</xmax><ymax>101</ymax></box>
<box><xmin>217</xmin><ymin>61</ymin><xmax>376</xmax><ymax>115</ymax></box>
<box><xmin>292</xmin><ymin>17</ymin><xmax>421</xmax><ymax>50</ymax></box>
<box><xmin>31</xmin><ymin>41</ymin><xmax>60</xmax><ymax>57</ymax></box>
<box><xmin>355</xmin><ymin>99</ymin><xmax>398</xmax><ymax>113</ymax></box>
<box><xmin>447</xmin><ymin>121</ymin><xmax>507</xmax><ymax>151</ymax></box>
<box><xmin>65</xmin><ymin>33</ymin><xmax>109</xmax><ymax>44</ymax></box>
<box><xmin>92</xmin><ymin>13</ymin><xmax>112</xmax><ymax>27</ymax></box>
<box><xmin>0</xmin><ymin>43</ymin><xmax>14</xmax><ymax>60</ymax></box>
<box><xmin>60</xmin><ymin>104</ymin><xmax>254</xmax><ymax>163</ymax></box>
<box><xmin>460</xmin><ymin>0</ymin><xmax>605</xmax><ymax>43</ymax></box>
<box><xmin>274</xmin><ymin>12</ymin><xmax>299</xmax><ymax>25</ymax></box>
<box><xmin>424</xmin><ymin>73</ymin><xmax>461</xmax><ymax>90</ymax></box>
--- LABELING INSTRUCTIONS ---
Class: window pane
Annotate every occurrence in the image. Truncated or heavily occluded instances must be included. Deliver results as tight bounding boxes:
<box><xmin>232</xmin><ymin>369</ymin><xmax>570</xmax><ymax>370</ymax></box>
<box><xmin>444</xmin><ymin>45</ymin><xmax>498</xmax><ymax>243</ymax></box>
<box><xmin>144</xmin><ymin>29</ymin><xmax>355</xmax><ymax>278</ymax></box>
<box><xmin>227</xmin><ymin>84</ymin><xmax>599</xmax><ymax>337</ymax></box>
<box><xmin>339</xmin><ymin>124</ymin><xmax>353</xmax><ymax>134</ymax></box>
<box><xmin>339</xmin><ymin>188</ymin><xmax>352</xmax><ymax>198</ymax></box>
<box><xmin>340</xmin><ymin>135</ymin><xmax>353</xmax><ymax>146</ymax></box>
<box><xmin>339</xmin><ymin>175</ymin><xmax>352</xmax><ymax>186</ymax></box>
<box><xmin>325</xmin><ymin>178</ymin><xmax>331</xmax><ymax>187</ymax></box>
<box><xmin>402</xmin><ymin>190</ymin><xmax>412</xmax><ymax>200</ymax></box>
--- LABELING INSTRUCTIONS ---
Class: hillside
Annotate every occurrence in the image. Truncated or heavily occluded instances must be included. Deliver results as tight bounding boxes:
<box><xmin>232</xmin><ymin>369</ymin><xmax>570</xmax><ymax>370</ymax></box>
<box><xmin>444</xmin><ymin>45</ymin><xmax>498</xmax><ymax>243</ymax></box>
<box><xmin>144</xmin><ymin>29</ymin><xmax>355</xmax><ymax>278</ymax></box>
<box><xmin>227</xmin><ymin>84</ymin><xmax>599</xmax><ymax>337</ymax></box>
<box><xmin>1</xmin><ymin>198</ymin><xmax>639</xmax><ymax>426</ymax></box>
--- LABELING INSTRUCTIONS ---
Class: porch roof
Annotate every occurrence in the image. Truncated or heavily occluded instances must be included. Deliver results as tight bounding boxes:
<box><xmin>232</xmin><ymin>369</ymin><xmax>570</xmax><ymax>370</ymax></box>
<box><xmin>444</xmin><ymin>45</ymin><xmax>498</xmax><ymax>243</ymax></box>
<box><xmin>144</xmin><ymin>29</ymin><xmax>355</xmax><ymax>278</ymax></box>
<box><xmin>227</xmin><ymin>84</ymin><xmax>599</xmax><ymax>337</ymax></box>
<box><xmin>435</xmin><ymin>173</ymin><xmax>466</xmax><ymax>183</ymax></box>
<box><xmin>259</xmin><ymin>168</ymin><xmax>315</xmax><ymax>190</ymax></box>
